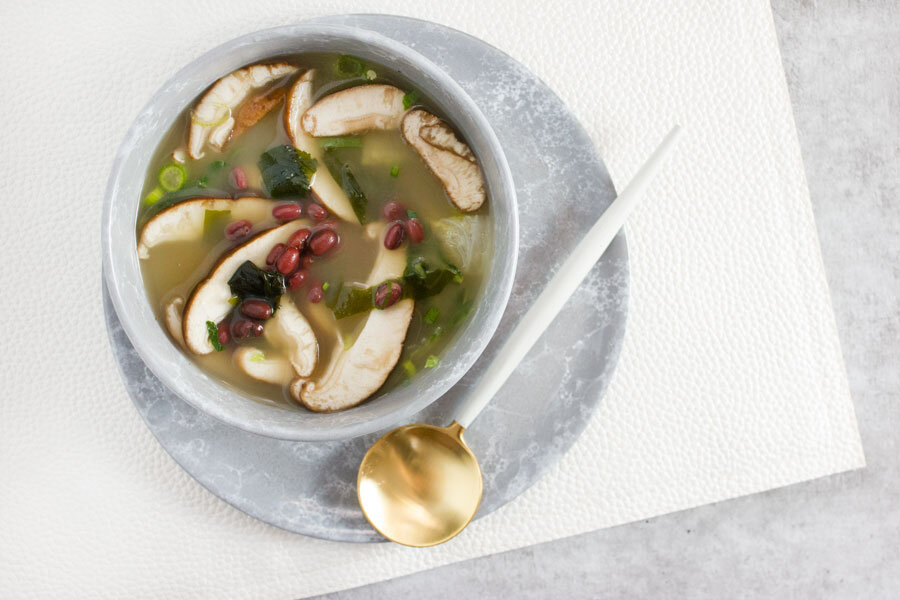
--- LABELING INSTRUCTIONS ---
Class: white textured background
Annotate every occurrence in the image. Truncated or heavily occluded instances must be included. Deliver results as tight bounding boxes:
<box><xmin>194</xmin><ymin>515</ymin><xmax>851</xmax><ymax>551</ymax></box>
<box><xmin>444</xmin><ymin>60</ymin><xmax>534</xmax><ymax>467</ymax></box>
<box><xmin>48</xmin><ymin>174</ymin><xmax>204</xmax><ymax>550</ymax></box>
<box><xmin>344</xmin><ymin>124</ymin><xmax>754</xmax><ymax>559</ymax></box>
<box><xmin>0</xmin><ymin>1</ymin><xmax>865</xmax><ymax>598</ymax></box>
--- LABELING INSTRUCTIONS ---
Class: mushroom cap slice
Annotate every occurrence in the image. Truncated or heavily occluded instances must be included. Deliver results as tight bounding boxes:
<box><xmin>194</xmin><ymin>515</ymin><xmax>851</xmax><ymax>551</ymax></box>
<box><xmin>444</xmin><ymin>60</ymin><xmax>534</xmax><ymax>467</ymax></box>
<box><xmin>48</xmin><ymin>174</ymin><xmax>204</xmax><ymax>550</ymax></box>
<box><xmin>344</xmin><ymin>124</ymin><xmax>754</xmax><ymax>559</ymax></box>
<box><xmin>181</xmin><ymin>221</ymin><xmax>311</xmax><ymax>354</ymax></box>
<box><xmin>164</xmin><ymin>297</ymin><xmax>185</xmax><ymax>348</ymax></box>
<box><xmin>263</xmin><ymin>295</ymin><xmax>317</xmax><ymax>377</ymax></box>
<box><xmin>283</xmin><ymin>71</ymin><xmax>357</xmax><ymax>223</ymax></box>
<box><xmin>234</xmin><ymin>347</ymin><xmax>295</xmax><ymax>385</ymax></box>
<box><xmin>300</xmin><ymin>84</ymin><xmax>405</xmax><ymax>137</ymax></box>
<box><xmin>401</xmin><ymin>109</ymin><xmax>486</xmax><ymax>212</ymax></box>
<box><xmin>233</xmin><ymin>290</ymin><xmax>317</xmax><ymax>385</ymax></box>
<box><xmin>293</xmin><ymin>225</ymin><xmax>412</xmax><ymax>412</ymax></box>
<box><xmin>137</xmin><ymin>197</ymin><xmax>272</xmax><ymax>259</ymax></box>
<box><xmin>188</xmin><ymin>62</ymin><xmax>297</xmax><ymax>159</ymax></box>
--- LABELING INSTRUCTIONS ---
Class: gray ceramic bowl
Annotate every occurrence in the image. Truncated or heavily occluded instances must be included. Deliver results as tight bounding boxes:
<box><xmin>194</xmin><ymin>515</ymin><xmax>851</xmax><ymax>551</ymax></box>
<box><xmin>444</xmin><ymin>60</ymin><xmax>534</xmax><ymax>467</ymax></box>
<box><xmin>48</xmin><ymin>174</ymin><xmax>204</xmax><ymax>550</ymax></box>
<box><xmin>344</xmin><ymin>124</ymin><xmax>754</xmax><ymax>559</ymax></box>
<box><xmin>101</xmin><ymin>24</ymin><xmax>518</xmax><ymax>441</ymax></box>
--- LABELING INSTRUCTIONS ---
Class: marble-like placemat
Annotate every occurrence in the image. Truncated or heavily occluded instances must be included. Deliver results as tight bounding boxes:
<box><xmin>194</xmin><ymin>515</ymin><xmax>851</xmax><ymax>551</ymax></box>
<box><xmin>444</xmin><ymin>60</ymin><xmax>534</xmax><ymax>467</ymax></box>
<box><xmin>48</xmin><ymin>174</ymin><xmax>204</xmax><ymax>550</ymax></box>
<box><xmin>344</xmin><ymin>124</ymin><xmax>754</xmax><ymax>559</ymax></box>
<box><xmin>0</xmin><ymin>1</ymin><xmax>864</xmax><ymax>598</ymax></box>
<box><xmin>102</xmin><ymin>12</ymin><xmax>628</xmax><ymax>543</ymax></box>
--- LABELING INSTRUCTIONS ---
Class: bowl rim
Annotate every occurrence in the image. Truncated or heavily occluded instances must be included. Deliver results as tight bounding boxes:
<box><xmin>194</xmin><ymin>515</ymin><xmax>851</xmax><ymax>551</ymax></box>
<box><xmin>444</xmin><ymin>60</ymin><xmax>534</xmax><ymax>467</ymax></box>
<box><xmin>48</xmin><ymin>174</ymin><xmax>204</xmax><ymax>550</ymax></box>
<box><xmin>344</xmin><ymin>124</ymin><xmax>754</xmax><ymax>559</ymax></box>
<box><xmin>101</xmin><ymin>22</ymin><xmax>518</xmax><ymax>441</ymax></box>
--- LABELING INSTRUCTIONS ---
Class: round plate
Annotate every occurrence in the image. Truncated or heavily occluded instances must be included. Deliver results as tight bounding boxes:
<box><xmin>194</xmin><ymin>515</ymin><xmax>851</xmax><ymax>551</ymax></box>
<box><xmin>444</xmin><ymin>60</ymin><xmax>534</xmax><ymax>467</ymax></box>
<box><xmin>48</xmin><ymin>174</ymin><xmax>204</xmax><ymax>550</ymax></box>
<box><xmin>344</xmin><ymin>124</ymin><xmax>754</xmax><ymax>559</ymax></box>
<box><xmin>103</xmin><ymin>14</ymin><xmax>628</xmax><ymax>543</ymax></box>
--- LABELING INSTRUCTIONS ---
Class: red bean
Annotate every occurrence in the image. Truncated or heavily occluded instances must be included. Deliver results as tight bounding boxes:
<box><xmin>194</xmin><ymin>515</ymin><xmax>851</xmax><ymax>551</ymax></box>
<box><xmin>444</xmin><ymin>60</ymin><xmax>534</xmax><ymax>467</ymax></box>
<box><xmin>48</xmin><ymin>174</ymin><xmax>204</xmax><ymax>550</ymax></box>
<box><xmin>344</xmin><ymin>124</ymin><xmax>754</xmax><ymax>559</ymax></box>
<box><xmin>406</xmin><ymin>218</ymin><xmax>425</xmax><ymax>244</ymax></box>
<box><xmin>240</xmin><ymin>299</ymin><xmax>273</xmax><ymax>320</ymax></box>
<box><xmin>266</xmin><ymin>243</ymin><xmax>286</xmax><ymax>266</ymax></box>
<box><xmin>231</xmin><ymin>319</ymin><xmax>264</xmax><ymax>339</ymax></box>
<box><xmin>374</xmin><ymin>282</ymin><xmax>403</xmax><ymax>309</ymax></box>
<box><xmin>287</xmin><ymin>269</ymin><xmax>308</xmax><ymax>290</ymax></box>
<box><xmin>301</xmin><ymin>253</ymin><xmax>315</xmax><ymax>268</ymax></box>
<box><xmin>276</xmin><ymin>246</ymin><xmax>300</xmax><ymax>274</ymax></box>
<box><xmin>308</xmin><ymin>230</ymin><xmax>338</xmax><ymax>255</ymax></box>
<box><xmin>383</xmin><ymin>201</ymin><xmax>406</xmax><ymax>221</ymax></box>
<box><xmin>231</xmin><ymin>166</ymin><xmax>248</xmax><ymax>190</ymax></box>
<box><xmin>272</xmin><ymin>203</ymin><xmax>303</xmax><ymax>221</ymax></box>
<box><xmin>307</xmin><ymin>283</ymin><xmax>324</xmax><ymax>303</ymax></box>
<box><xmin>287</xmin><ymin>228</ymin><xmax>311</xmax><ymax>250</ymax></box>
<box><xmin>383</xmin><ymin>221</ymin><xmax>406</xmax><ymax>250</ymax></box>
<box><xmin>216</xmin><ymin>321</ymin><xmax>231</xmax><ymax>345</ymax></box>
<box><xmin>225</xmin><ymin>219</ymin><xmax>252</xmax><ymax>240</ymax></box>
<box><xmin>307</xmin><ymin>203</ymin><xmax>328</xmax><ymax>221</ymax></box>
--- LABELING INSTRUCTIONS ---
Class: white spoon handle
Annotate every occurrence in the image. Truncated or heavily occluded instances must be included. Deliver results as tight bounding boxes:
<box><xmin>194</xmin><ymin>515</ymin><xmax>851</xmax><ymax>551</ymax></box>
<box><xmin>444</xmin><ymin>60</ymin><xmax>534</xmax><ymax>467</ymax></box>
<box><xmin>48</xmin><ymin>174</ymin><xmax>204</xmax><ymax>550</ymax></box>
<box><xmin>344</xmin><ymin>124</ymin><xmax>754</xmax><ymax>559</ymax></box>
<box><xmin>455</xmin><ymin>126</ymin><xmax>682</xmax><ymax>428</ymax></box>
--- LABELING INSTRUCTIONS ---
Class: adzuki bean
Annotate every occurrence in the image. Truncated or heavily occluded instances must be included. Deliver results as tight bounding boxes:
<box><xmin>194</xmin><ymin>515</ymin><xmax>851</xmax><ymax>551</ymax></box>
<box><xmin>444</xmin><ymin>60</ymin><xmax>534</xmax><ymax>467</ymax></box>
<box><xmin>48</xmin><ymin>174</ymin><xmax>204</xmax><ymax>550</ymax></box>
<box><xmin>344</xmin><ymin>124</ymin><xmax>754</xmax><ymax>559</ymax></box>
<box><xmin>216</xmin><ymin>321</ymin><xmax>231</xmax><ymax>345</ymax></box>
<box><xmin>276</xmin><ymin>246</ymin><xmax>300</xmax><ymax>274</ymax></box>
<box><xmin>266</xmin><ymin>243</ymin><xmax>286</xmax><ymax>266</ymax></box>
<box><xmin>382</xmin><ymin>201</ymin><xmax>406</xmax><ymax>221</ymax></box>
<box><xmin>287</xmin><ymin>228</ymin><xmax>311</xmax><ymax>250</ymax></box>
<box><xmin>308</xmin><ymin>230</ymin><xmax>338</xmax><ymax>255</ymax></box>
<box><xmin>231</xmin><ymin>166</ymin><xmax>248</xmax><ymax>190</ymax></box>
<box><xmin>240</xmin><ymin>299</ymin><xmax>273</xmax><ymax>320</ymax></box>
<box><xmin>287</xmin><ymin>269</ymin><xmax>308</xmax><ymax>290</ymax></box>
<box><xmin>307</xmin><ymin>283</ymin><xmax>324</xmax><ymax>303</ymax></box>
<box><xmin>272</xmin><ymin>203</ymin><xmax>303</xmax><ymax>221</ymax></box>
<box><xmin>383</xmin><ymin>221</ymin><xmax>406</xmax><ymax>250</ymax></box>
<box><xmin>374</xmin><ymin>281</ymin><xmax>403</xmax><ymax>309</ymax></box>
<box><xmin>224</xmin><ymin>219</ymin><xmax>252</xmax><ymax>240</ymax></box>
<box><xmin>406</xmin><ymin>218</ymin><xmax>425</xmax><ymax>244</ymax></box>
<box><xmin>231</xmin><ymin>319</ymin><xmax>264</xmax><ymax>339</ymax></box>
<box><xmin>307</xmin><ymin>203</ymin><xmax>328</xmax><ymax>221</ymax></box>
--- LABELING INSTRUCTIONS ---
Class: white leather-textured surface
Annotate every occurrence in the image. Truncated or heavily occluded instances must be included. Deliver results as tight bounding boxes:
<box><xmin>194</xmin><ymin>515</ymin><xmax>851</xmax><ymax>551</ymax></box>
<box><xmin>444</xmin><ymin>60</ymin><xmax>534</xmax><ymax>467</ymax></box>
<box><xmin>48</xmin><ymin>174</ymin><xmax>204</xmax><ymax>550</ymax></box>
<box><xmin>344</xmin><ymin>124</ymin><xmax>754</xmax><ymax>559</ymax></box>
<box><xmin>0</xmin><ymin>1</ymin><xmax>864</xmax><ymax>598</ymax></box>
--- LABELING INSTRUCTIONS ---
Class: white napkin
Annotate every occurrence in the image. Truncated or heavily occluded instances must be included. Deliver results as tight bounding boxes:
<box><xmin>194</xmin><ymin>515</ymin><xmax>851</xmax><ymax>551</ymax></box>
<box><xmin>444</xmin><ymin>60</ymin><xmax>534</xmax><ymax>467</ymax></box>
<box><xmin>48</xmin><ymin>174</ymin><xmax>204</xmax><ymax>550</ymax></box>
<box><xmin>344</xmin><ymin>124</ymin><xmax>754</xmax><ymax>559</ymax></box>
<box><xmin>0</xmin><ymin>0</ymin><xmax>863</xmax><ymax>598</ymax></box>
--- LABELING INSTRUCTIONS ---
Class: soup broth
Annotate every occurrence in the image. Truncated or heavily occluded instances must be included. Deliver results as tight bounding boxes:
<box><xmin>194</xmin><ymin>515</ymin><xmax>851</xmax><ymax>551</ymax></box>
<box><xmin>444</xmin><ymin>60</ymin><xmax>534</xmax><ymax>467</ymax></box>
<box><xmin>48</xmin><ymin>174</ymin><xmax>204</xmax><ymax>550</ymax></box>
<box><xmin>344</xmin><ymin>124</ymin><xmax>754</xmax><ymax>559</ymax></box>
<box><xmin>137</xmin><ymin>53</ymin><xmax>492</xmax><ymax>411</ymax></box>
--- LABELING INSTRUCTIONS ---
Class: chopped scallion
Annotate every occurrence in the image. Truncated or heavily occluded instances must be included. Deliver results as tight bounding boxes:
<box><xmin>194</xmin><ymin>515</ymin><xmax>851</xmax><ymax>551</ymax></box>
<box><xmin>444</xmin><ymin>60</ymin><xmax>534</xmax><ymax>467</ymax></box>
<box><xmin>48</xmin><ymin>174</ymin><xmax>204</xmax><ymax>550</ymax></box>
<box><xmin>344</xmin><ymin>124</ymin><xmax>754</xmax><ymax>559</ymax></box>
<box><xmin>424</xmin><ymin>355</ymin><xmax>439</xmax><ymax>369</ymax></box>
<box><xmin>402</xmin><ymin>90</ymin><xmax>420</xmax><ymax>110</ymax></box>
<box><xmin>403</xmin><ymin>360</ymin><xmax>416</xmax><ymax>377</ymax></box>
<box><xmin>390</xmin><ymin>165</ymin><xmax>400</xmax><ymax>178</ymax></box>
<box><xmin>144</xmin><ymin>186</ymin><xmax>166</xmax><ymax>205</ymax></box>
<box><xmin>406</xmin><ymin>209</ymin><xmax>418</xmax><ymax>219</ymax></box>
<box><xmin>322</xmin><ymin>282</ymin><xmax>330</xmax><ymax>291</ymax></box>
<box><xmin>158</xmin><ymin>163</ymin><xmax>187</xmax><ymax>192</ymax></box>
<box><xmin>424</xmin><ymin>307</ymin><xmax>439</xmax><ymax>324</ymax></box>
<box><xmin>206</xmin><ymin>321</ymin><xmax>224</xmax><ymax>352</ymax></box>
<box><xmin>320</xmin><ymin>136</ymin><xmax>362</xmax><ymax>151</ymax></box>
<box><xmin>249</xmin><ymin>352</ymin><xmax>265</xmax><ymax>362</ymax></box>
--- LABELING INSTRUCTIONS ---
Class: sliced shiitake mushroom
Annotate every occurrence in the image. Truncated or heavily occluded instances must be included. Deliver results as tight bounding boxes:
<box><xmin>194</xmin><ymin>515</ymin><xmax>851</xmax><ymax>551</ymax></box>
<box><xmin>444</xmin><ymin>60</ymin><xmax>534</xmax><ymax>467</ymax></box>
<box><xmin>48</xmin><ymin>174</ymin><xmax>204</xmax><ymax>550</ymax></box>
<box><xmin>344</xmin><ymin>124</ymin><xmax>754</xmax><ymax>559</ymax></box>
<box><xmin>138</xmin><ymin>197</ymin><xmax>272</xmax><ymax>259</ymax></box>
<box><xmin>283</xmin><ymin>71</ymin><xmax>357</xmax><ymax>223</ymax></box>
<box><xmin>300</xmin><ymin>84</ymin><xmax>405</xmax><ymax>137</ymax></box>
<box><xmin>188</xmin><ymin>62</ymin><xmax>297</xmax><ymax>159</ymax></box>
<box><xmin>401</xmin><ymin>109</ymin><xmax>486</xmax><ymax>212</ymax></box>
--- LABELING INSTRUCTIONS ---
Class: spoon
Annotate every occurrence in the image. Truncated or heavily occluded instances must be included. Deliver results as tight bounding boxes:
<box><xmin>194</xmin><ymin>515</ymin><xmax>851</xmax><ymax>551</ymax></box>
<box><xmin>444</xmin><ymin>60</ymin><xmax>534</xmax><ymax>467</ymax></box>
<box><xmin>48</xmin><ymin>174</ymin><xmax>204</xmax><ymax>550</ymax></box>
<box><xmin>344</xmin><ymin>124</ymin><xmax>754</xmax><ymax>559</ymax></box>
<box><xmin>358</xmin><ymin>126</ymin><xmax>683</xmax><ymax>547</ymax></box>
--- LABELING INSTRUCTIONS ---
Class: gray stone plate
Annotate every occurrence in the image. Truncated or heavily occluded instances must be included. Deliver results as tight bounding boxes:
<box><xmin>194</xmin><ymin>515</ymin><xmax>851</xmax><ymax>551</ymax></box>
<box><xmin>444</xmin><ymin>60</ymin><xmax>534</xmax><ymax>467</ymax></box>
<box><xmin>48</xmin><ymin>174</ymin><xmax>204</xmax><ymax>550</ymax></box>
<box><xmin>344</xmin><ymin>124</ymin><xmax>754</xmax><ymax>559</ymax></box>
<box><xmin>102</xmin><ymin>14</ymin><xmax>628</xmax><ymax>543</ymax></box>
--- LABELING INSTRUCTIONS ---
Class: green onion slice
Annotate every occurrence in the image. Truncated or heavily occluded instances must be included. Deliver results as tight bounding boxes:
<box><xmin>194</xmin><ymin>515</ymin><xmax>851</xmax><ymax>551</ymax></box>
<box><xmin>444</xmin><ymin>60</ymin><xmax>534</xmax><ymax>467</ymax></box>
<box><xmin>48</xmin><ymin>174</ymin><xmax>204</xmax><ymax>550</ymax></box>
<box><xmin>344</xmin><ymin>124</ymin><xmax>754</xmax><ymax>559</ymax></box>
<box><xmin>158</xmin><ymin>163</ymin><xmax>187</xmax><ymax>192</ymax></box>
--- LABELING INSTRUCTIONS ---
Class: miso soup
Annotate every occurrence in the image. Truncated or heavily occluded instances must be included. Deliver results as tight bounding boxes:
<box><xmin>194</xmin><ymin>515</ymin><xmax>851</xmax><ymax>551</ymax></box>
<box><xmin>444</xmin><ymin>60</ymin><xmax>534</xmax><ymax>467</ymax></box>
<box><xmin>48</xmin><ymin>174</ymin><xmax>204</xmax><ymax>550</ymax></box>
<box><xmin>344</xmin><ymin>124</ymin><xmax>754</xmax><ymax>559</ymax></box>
<box><xmin>136</xmin><ymin>53</ymin><xmax>492</xmax><ymax>412</ymax></box>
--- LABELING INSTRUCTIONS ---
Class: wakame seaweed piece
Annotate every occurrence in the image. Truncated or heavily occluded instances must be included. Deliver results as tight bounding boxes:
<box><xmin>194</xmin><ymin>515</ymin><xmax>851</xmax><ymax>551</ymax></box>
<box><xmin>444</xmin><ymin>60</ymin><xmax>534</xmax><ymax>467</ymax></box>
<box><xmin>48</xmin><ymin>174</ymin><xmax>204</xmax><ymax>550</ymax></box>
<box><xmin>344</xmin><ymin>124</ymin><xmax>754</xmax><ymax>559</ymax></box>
<box><xmin>227</xmin><ymin>260</ymin><xmax>286</xmax><ymax>308</ymax></box>
<box><xmin>258</xmin><ymin>145</ymin><xmax>317</xmax><ymax>197</ymax></box>
<box><xmin>322</xmin><ymin>150</ymin><xmax>368</xmax><ymax>224</ymax></box>
<box><xmin>340</xmin><ymin>164</ymin><xmax>368</xmax><ymax>224</ymax></box>
<box><xmin>329</xmin><ymin>283</ymin><xmax>378</xmax><ymax>320</ymax></box>
<box><xmin>402</xmin><ymin>256</ymin><xmax>461</xmax><ymax>299</ymax></box>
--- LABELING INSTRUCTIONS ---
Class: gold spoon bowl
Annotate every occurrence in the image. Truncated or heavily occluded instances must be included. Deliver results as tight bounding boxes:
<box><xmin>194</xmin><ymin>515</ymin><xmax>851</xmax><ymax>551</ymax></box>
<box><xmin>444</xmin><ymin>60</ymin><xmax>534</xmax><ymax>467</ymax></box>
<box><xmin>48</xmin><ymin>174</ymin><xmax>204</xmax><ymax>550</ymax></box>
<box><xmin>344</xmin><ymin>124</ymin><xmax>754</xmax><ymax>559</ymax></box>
<box><xmin>358</xmin><ymin>422</ymin><xmax>482</xmax><ymax>547</ymax></box>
